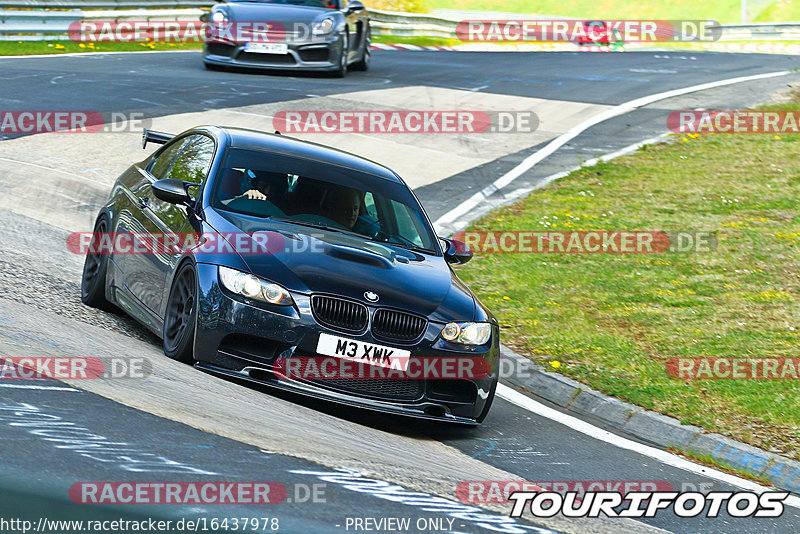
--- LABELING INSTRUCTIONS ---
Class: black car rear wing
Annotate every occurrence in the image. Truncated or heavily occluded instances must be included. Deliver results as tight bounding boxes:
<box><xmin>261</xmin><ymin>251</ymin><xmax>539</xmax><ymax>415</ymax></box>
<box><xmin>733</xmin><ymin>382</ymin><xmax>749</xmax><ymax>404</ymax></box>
<box><xmin>142</xmin><ymin>129</ymin><xmax>174</xmax><ymax>149</ymax></box>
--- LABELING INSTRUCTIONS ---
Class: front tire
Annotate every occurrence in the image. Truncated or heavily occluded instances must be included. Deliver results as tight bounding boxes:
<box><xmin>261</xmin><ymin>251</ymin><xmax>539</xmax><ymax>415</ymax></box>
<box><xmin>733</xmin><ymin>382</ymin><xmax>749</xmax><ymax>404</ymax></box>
<box><xmin>163</xmin><ymin>263</ymin><xmax>198</xmax><ymax>363</ymax></box>
<box><xmin>81</xmin><ymin>216</ymin><xmax>114</xmax><ymax>311</ymax></box>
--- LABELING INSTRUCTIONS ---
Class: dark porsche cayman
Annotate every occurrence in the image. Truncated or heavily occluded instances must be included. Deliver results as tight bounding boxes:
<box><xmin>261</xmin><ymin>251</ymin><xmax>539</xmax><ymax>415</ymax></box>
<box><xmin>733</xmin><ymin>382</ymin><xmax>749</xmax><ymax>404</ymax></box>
<box><xmin>81</xmin><ymin>126</ymin><xmax>499</xmax><ymax>424</ymax></box>
<box><xmin>203</xmin><ymin>0</ymin><xmax>370</xmax><ymax>76</ymax></box>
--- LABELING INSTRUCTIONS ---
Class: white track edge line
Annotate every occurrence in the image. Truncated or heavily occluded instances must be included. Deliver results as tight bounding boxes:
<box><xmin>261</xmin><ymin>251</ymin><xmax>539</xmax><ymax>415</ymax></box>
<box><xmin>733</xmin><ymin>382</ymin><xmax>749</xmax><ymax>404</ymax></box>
<box><xmin>0</xmin><ymin>383</ymin><xmax>79</xmax><ymax>391</ymax></box>
<box><xmin>433</xmin><ymin>69</ymin><xmax>791</xmax><ymax>234</ymax></box>
<box><xmin>496</xmin><ymin>384</ymin><xmax>800</xmax><ymax>508</ymax></box>
<box><xmin>447</xmin><ymin>133</ymin><xmax>671</xmax><ymax>230</ymax></box>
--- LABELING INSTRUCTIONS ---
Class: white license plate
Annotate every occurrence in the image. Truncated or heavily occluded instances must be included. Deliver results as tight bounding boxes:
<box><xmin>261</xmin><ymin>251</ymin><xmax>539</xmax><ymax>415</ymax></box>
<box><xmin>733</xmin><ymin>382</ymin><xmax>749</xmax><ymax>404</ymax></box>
<box><xmin>316</xmin><ymin>333</ymin><xmax>410</xmax><ymax>371</ymax></box>
<box><xmin>244</xmin><ymin>42</ymin><xmax>288</xmax><ymax>54</ymax></box>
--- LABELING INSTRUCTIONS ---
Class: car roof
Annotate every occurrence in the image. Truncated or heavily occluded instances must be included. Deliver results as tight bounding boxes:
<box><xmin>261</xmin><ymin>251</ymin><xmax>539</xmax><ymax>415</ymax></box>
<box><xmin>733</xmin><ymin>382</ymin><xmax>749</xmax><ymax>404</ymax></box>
<box><xmin>207</xmin><ymin>126</ymin><xmax>404</xmax><ymax>184</ymax></box>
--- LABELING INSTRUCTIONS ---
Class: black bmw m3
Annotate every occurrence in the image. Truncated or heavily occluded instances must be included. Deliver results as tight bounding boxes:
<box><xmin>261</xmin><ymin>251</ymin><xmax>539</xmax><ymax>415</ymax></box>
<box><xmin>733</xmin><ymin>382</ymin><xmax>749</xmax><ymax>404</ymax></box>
<box><xmin>81</xmin><ymin>126</ymin><xmax>499</xmax><ymax>424</ymax></box>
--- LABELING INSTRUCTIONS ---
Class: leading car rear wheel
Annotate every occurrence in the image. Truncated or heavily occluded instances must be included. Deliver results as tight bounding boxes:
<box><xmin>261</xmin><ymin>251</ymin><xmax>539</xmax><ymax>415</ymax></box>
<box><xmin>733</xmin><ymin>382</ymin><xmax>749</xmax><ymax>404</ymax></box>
<box><xmin>333</xmin><ymin>32</ymin><xmax>349</xmax><ymax>78</ymax></box>
<box><xmin>163</xmin><ymin>263</ymin><xmax>198</xmax><ymax>363</ymax></box>
<box><xmin>351</xmin><ymin>27</ymin><xmax>370</xmax><ymax>72</ymax></box>
<box><xmin>81</xmin><ymin>216</ymin><xmax>114</xmax><ymax>311</ymax></box>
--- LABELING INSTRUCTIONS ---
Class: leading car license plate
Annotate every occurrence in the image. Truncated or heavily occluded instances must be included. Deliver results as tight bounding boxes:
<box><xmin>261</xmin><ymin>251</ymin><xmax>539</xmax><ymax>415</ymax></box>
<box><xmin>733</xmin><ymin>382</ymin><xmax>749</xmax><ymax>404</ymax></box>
<box><xmin>316</xmin><ymin>333</ymin><xmax>410</xmax><ymax>371</ymax></box>
<box><xmin>244</xmin><ymin>42</ymin><xmax>288</xmax><ymax>54</ymax></box>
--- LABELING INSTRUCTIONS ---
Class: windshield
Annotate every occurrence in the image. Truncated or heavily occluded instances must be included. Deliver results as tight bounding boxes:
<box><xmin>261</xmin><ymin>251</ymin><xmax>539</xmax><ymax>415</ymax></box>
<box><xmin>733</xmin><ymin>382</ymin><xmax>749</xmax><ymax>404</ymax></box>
<box><xmin>211</xmin><ymin>147</ymin><xmax>438</xmax><ymax>253</ymax></box>
<box><xmin>229</xmin><ymin>0</ymin><xmax>339</xmax><ymax>7</ymax></box>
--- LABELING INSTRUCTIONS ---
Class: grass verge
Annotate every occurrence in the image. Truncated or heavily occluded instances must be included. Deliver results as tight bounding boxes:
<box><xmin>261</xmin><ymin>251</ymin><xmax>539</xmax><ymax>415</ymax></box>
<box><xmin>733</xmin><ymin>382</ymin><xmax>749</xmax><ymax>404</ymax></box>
<box><xmin>373</xmin><ymin>34</ymin><xmax>462</xmax><ymax>47</ymax></box>
<box><xmin>0</xmin><ymin>40</ymin><xmax>202</xmax><ymax>56</ymax></box>
<box><xmin>0</xmin><ymin>36</ymin><xmax>467</xmax><ymax>55</ymax></box>
<box><xmin>455</xmin><ymin>97</ymin><xmax>800</xmax><ymax>460</ymax></box>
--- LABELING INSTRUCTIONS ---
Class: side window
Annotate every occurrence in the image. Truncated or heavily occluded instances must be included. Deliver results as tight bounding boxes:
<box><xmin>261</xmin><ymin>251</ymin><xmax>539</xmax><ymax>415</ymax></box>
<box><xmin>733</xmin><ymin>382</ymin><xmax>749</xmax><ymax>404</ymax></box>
<box><xmin>163</xmin><ymin>135</ymin><xmax>215</xmax><ymax>191</ymax></box>
<box><xmin>391</xmin><ymin>202</ymin><xmax>424</xmax><ymax>247</ymax></box>
<box><xmin>363</xmin><ymin>192</ymin><xmax>377</xmax><ymax>218</ymax></box>
<box><xmin>149</xmin><ymin>137</ymin><xmax>190</xmax><ymax>179</ymax></box>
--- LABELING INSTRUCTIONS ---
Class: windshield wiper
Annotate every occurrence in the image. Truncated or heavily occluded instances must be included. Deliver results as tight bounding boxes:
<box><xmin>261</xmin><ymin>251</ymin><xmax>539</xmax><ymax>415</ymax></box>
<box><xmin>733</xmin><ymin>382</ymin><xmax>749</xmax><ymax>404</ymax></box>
<box><xmin>377</xmin><ymin>239</ymin><xmax>433</xmax><ymax>254</ymax></box>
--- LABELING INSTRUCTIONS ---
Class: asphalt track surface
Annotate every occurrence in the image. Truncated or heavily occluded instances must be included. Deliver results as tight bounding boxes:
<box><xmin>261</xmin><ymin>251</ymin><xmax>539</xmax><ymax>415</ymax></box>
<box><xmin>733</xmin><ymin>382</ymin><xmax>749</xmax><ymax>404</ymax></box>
<box><xmin>1</xmin><ymin>49</ymin><xmax>800</xmax><ymax>533</ymax></box>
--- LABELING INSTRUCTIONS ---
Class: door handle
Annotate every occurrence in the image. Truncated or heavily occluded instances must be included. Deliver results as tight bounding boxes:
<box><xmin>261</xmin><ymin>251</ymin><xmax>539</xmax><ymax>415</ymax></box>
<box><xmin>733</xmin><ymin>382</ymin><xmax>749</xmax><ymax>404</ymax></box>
<box><xmin>138</xmin><ymin>197</ymin><xmax>149</xmax><ymax>209</ymax></box>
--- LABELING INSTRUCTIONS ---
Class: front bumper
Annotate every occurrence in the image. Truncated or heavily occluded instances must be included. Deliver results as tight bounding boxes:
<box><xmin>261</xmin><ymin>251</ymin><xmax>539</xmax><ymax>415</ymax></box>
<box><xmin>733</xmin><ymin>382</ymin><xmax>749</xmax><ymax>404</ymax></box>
<box><xmin>193</xmin><ymin>263</ymin><xmax>499</xmax><ymax>424</ymax></box>
<box><xmin>202</xmin><ymin>35</ymin><xmax>344</xmax><ymax>71</ymax></box>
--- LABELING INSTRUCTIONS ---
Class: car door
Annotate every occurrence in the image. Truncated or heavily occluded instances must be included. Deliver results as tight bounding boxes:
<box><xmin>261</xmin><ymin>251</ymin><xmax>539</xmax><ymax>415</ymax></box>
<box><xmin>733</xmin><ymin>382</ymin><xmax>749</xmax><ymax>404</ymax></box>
<box><xmin>118</xmin><ymin>136</ymin><xmax>191</xmax><ymax>317</ymax></box>
<box><xmin>146</xmin><ymin>134</ymin><xmax>216</xmax><ymax>318</ymax></box>
<box><xmin>125</xmin><ymin>134</ymin><xmax>215</xmax><ymax>317</ymax></box>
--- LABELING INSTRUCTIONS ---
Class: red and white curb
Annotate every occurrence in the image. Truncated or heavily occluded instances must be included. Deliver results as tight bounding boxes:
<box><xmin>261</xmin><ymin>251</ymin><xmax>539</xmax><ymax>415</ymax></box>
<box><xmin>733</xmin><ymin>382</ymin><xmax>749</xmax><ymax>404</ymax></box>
<box><xmin>709</xmin><ymin>42</ymin><xmax>800</xmax><ymax>54</ymax></box>
<box><xmin>372</xmin><ymin>41</ymin><xmax>800</xmax><ymax>55</ymax></box>
<box><xmin>371</xmin><ymin>42</ymin><xmax>575</xmax><ymax>52</ymax></box>
<box><xmin>371</xmin><ymin>43</ymin><xmax>455</xmax><ymax>51</ymax></box>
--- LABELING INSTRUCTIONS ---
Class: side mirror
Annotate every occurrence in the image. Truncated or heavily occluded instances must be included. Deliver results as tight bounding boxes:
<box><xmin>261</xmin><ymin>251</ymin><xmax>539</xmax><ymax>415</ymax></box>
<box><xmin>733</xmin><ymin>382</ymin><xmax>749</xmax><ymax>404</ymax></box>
<box><xmin>152</xmin><ymin>179</ymin><xmax>192</xmax><ymax>205</ymax></box>
<box><xmin>440</xmin><ymin>237</ymin><xmax>473</xmax><ymax>265</ymax></box>
<box><xmin>347</xmin><ymin>0</ymin><xmax>365</xmax><ymax>12</ymax></box>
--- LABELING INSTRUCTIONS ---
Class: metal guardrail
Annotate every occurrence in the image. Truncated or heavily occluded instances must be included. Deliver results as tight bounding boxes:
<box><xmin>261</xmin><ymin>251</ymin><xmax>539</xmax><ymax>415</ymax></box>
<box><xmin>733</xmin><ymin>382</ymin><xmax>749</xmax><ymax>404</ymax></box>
<box><xmin>0</xmin><ymin>8</ymin><xmax>204</xmax><ymax>40</ymax></box>
<box><xmin>714</xmin><ymin>22</ymin><xmax>800</xmax><ymax>40</ymax></box>
<box><xmin>2</xmin><ymin>6</ymin><xmax>800</xmax><ymax>42</ymax></box>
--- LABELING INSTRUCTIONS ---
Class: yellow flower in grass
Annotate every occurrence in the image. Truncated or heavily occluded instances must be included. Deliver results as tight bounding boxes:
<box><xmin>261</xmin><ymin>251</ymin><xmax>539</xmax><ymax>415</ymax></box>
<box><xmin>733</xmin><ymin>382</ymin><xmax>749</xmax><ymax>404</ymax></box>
<box><xmin>549</xmin><ymin>360</ymin><xmax>562</xmax><ymax>369</ymax></box>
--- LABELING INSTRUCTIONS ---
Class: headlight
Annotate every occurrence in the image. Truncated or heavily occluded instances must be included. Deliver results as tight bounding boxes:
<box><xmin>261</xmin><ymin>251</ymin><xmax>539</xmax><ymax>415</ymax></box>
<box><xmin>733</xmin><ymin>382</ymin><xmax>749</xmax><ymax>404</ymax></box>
<box><xmin>219</xmin><ymin>266</ymin><xmax>293</xmax><ymax>305</ymax></box>
<box><xmin>312</xmin><ymin>17</ymin><xmax>335</xmax><ymax>35</ymax></box>
<box><xmin>441</xmin><ymin>322</ymin><xmax>492</xmax><ymax>345</ymax></box>
<box><xmin>211</xmin><ymin>11</ymin><xmax>228</xmax><ymax>24</ymax></box>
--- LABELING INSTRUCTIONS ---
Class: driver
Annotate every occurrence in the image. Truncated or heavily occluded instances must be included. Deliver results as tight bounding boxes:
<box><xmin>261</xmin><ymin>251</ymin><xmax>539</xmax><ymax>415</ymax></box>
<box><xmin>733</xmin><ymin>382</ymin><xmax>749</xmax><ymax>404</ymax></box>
<box><xmin>322</xmin><ymin>187</ymin><xmax>361</xmax><ymax>229</ymax></box>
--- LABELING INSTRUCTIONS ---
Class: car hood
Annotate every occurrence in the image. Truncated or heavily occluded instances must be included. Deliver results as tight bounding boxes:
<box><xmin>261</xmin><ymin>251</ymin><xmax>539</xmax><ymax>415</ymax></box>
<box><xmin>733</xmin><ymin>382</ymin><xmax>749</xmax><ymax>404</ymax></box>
<box><xmin>205</xmin><ymin>209</ymin><xmax>477</xmax><ymax>322</ymax></box>
<box><xmin>225</xmin><ymin>2</ymin><xmax>333</xmax><ymax>26</ymax></box>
